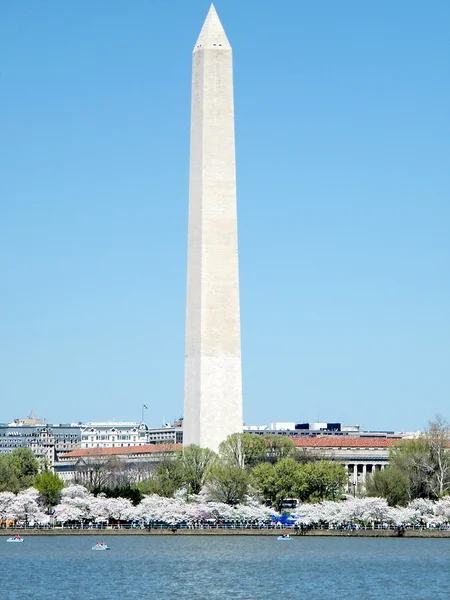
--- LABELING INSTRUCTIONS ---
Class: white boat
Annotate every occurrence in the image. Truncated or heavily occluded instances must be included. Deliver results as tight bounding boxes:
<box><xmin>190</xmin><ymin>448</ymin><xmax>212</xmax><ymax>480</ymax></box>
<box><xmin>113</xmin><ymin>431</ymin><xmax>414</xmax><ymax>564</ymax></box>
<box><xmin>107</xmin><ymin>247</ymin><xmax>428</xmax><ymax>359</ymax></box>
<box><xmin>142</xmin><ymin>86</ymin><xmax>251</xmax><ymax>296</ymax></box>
<box><xmin>277</xmin><ymin>535</ymin><xmax>291</xmax><ymax>541</ymax></box>
<box><xmin>7</xmin><ymin>537</ymin><xmax>23</xmax><ymax>543</ymax></box>
<box><xmin>92</xmin><ymin>543</ymin><xmax>110</xmax><ymax>550</ymax></box>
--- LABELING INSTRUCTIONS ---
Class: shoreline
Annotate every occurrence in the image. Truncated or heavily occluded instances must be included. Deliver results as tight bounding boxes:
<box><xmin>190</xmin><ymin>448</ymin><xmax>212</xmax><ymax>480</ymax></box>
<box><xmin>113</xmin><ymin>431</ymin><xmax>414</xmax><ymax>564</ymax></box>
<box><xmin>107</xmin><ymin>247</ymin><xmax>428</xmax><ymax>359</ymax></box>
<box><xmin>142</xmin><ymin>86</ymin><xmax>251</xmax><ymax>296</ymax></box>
<box><xmin>3</xmin><ymin>528</ymin><xmax>450</xmax><ymax>538</ymax></box>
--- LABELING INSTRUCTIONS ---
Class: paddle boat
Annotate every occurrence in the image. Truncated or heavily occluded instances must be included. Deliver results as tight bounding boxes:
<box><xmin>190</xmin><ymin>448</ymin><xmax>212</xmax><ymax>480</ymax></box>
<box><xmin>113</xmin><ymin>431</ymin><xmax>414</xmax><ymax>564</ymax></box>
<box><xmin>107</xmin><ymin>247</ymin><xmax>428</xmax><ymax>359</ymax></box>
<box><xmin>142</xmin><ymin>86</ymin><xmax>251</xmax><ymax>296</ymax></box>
<box><xmin>92</xmin><ymin>541</ymin><xmax>110</xmax><ymax>550</ymax></box>
<box><xmin>7</xmin><ymin>535</ymin><xmax>23</xmax><ymax>543</ymax></box>
<box><xmin>277</xmin><ymin>534</ymin><xmax>292</xmax><ymax>541</ymax></box>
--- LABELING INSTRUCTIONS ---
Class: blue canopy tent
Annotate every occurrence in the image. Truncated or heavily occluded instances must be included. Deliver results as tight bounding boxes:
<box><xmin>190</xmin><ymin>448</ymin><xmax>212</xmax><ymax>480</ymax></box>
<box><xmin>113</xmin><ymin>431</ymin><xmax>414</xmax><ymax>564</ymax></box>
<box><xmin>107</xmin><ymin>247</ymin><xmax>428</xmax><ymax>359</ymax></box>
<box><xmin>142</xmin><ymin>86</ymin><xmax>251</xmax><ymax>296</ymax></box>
<box><xmin>271</xmin><ymin>514</ymin><xmax>297</xmax><ymax>526</ymax></box>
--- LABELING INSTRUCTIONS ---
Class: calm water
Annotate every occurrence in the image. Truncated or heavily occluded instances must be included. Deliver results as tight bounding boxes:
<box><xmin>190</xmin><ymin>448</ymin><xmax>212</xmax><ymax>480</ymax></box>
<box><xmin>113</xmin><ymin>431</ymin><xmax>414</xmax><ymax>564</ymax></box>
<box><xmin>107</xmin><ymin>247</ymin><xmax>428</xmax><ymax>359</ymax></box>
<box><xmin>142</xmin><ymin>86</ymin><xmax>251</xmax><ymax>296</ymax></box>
<box><xmin>1</xmin><ymin>535</ymin><xmax>449</xmax><ymax>600</ymax></box>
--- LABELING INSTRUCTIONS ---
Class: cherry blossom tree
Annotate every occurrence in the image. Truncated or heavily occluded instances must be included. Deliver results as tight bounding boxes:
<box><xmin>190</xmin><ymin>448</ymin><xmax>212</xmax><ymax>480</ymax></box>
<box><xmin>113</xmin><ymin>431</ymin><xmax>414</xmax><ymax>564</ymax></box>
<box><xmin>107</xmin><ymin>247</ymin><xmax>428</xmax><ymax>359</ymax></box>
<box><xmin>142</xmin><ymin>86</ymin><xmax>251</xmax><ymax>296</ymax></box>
<box><xmin>54</xmin><ymin>485</ymin><xmax>93</xmax><ymax>523</ymax></box>
<box><xmin>388</xmin><ymin>506</ymin><xmax>415</xmax><ymax>525</ymax></box>
<box><xmin>0</xmin><ymin>492</ymin><xmax>16</xmax><ymax>521</ymax></box>
<box><xmin>408</xmin><ymin>498</ymin><xmax>435</xmax><ymax>524</ymax></box>
<box><xmin>231</xmin><ymin>500</ymin><xmax>273</xmax><ymax>521</ymax></box>
<box><xmin>358</xmin><ymin>497</ymin><xmax>390</xmax><ymax>523</ymax></box>
<box><xmin>9</xmin><ymin>483</ymin><xmax>450</xmax><ymax>528</ymax></box>
<box><xmin>9</xmin><ymin>488</ymin><xmax>46</xmax><ymax>523</ymax></box>
<box><xmin>90</xmin><ymin>497</ymin><xmax>135</xmax><ymax>522</ymax></box>
<box><xmin>61</xmin><ymin>484</ymin><xmax>90</xmax><ymax>499</ymax></box>
<box><xmin>435</xmin><ymin>497</ymin><xmax>450</xmax><ymax>522</ymax></box>
<box><xmin>293</xmin><ymin>496</ymin><xmax>450</xmax><ymax>528</ymax></box>
<box><xmin>54</xmin><ymin>501</ymin><xmax>87</xmax><ymax>523</ymax></box>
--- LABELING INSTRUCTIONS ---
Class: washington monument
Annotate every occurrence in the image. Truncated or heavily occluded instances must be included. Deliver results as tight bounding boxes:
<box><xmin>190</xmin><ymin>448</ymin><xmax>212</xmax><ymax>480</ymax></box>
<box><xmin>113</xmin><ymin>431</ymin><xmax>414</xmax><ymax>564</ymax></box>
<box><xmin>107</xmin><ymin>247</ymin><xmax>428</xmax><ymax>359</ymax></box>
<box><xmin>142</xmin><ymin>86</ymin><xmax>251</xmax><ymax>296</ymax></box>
<box><xmin>183</xmin><ymin>5</ymin><xmax>243</xmax><ymax>452</ymax></box>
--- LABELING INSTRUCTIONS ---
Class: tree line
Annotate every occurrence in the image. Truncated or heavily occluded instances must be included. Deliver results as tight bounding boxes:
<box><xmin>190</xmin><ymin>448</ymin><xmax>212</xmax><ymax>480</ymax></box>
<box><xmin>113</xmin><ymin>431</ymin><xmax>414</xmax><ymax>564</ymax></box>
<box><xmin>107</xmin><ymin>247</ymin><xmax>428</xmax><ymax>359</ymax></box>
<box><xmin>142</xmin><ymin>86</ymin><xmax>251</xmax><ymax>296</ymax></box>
<box><xmin>138</xmin><ymin>434</ymin><xmax>347</xmax><ymax>509</ymax></box>
<box><xmin>0</xmin><ymin>435</ymin><xmax>347</xmax><ymax>510</ymax></box>
<box><xmin>366</xmin><ymin>416</ymin><xmax>450</xmax><ymax>505</ymax></box>
<box><xmin>1</xmin><ymin>416</ymin><xmax>448</xmax><ymax>510</ymax></box>
<box><xmin>0</xmin><ymin>448</ymin><xmax>63</xmax><ymax>507</ymax></box>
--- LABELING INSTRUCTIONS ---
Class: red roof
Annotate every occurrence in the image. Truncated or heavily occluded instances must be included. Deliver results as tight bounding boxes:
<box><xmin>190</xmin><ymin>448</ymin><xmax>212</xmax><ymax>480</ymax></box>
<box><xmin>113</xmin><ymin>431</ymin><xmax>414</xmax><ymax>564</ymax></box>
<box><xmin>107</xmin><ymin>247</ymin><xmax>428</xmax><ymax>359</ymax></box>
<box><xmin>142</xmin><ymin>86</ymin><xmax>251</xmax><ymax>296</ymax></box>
<box><xmin>61</xmin><ymin>443</ymin><xmax>181</xmax><ymax>459</ymax></box>
<box><xmin>292</xmin><ymin>436</ymin><xmax>400</xmax><ymax>448</ymax></box>
<box><xmin>60</xmin><ymin>436</ymin><xmax>417</xmax><ymax>460</ymax></box>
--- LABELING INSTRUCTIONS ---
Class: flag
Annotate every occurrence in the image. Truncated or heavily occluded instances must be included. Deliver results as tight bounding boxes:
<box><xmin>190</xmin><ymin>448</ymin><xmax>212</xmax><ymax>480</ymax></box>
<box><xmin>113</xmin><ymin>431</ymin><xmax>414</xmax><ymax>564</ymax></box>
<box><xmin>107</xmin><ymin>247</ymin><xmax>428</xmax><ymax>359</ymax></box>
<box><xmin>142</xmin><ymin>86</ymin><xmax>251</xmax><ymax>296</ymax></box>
<box><xmin>143</xmin><ymin>404</ymin><xmax>148</xmax><ymax>409</ymax></box>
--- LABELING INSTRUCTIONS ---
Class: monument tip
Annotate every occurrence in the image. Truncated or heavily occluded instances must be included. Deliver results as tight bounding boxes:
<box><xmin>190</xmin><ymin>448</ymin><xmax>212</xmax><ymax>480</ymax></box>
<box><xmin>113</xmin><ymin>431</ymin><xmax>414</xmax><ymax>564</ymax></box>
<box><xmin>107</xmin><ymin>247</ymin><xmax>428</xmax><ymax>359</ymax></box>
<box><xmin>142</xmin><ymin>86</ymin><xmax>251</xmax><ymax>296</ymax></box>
<box><xmin>194</xmin><ymin>4</ymin><xmax>231</xmax><ymax>51</ymax></box>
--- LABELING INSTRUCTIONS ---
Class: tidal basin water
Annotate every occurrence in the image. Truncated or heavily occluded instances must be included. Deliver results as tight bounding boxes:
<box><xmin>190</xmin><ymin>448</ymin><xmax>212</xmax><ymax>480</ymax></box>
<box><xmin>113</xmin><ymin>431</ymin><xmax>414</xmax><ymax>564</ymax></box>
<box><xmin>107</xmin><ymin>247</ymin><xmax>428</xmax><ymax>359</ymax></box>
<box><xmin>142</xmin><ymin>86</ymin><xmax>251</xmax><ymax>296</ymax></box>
<box><xmin>2</xmin><ymin>536</ymin><xmax>449</xmax><ymax>600</ymax></box>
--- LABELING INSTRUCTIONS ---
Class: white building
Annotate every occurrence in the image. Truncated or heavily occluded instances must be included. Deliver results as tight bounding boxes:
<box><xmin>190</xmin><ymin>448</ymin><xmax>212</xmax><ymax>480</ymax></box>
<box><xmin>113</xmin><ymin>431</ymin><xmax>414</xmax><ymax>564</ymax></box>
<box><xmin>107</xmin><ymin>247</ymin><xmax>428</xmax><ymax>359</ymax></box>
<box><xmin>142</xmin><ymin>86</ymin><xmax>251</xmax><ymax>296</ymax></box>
<box><xmin>80</xmin><ymin>422</ymin><xmax>148</xmax><ymax>449</ymax></box>
<box><xmin>147</xmin><ymin>423</ymin><xmax>183</xmax><ymax>445</ymax></box>
<box><xmin>244</xmin><ymin>422</ymin><xmax>362</xmax><ymax>437</ymax></box>
<box><xmin>268</xmin><ymin>422</ymin><xmax>296</xmax><ymax>430</ymax></box>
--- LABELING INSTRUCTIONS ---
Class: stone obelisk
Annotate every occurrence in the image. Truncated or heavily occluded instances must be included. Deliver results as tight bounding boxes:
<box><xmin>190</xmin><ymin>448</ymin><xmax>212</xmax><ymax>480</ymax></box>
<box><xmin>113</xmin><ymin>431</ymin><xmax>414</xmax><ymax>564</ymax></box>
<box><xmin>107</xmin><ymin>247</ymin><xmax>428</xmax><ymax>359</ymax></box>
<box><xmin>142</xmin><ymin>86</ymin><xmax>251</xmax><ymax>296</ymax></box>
<box><xmin>183</xmin><ymin>4</ymin><xmax>243</xmax><ymax>453</ymax></box>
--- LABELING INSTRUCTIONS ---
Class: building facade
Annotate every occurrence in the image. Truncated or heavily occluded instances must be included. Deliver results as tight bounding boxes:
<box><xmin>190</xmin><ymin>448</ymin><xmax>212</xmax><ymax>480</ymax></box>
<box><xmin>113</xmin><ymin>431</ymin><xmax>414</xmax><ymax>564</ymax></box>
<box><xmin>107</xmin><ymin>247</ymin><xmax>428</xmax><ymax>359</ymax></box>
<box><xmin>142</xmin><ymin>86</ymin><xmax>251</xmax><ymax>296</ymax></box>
<box><xmin>56</xmin><ymin>444</ymin><xmax>182</xmax><ymax>484</ymax></box>
<box><xmin>147</xmin><ymin>423</ymin><xmax>183</xmax><ymax>445</ymax></box>
<box><xmin>80</xmin><ymin>422</ymin><xmax>149</xmax><ymax>449</ymax></box>
<box><xmin>293</xmin><ymin>437</ymin><xmax>398</xmax><ymax>494</ymax></box>
<box><xmin>0</xmin><ymin>422</ymin><xmax>81</xmax><ymax>468</ymax></box>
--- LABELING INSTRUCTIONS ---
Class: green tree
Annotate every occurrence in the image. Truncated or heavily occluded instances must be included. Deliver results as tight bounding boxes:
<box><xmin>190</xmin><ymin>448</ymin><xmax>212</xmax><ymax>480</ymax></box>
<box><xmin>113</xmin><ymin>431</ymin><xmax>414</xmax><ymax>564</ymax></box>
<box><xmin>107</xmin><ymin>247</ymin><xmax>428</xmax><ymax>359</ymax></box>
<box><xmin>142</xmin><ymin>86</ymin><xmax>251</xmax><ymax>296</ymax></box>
<box><xmin>34</xmin><ymin>471</ymin><xmax>64</xmax><ymax>507</ymax></box>
<box><xmin>389</xmin><ymin>438</ymin><xmax>432</xmax><ymax>500</ymax></box>
<box><xmin>138</xmin><ymin>458</ymin><xmax>185</xmax><ymax>498</ymax></box>
<box><xmin>250</xmin><ymin>462</ymin><xmax>278</xmax><ymax>506</ymax></box>
<box><xmin>296</xmin><ymin>461</ymin><xmax>347</xmax><ymax>503</ymax></box>
<box><xmin>0</xmin><ymin>448</ymin><xmax>40</xmax><ymax>492</ymax></box>
<box><xmin>92</xmin><ymin>485</ymin><xmax>143</xmax><ymax>506</ymax></box>
<box><xmin>366</xmin><ymin>416</ymin><xmax>450</xmax><ymax>505</ymax></box>
<box><xmin>251</xmin><ymin>457</ymin><xmax>299</xmax><ymax>510</ymax></box>
<box><xmin>10</xmin><ymin>447</ymin><xmax>40</xmax><ymax>489</ymax></box>
<box><xmin>219</xmin><ymin>433</ymin><xmax>267</xmax><ymax>470</ymax></box>
<box><xmin>251</xmin><ymin>458</ymin><xmax>347</xmax><ymax>509</ymax></box>
<box><xmin>264</xmin><ymin>436</ymin><xmax>296</xmax><ymax>464</ymax></box>
<box><xmin>207</xmin><ymin>463</ymin><xmax>250</xmax><ymax>504</ymax></box>
<box><xmin>365</xmin><ymin>468</ymin><xmax>409</xmax><ymax>506</ymax></box>
<box><xmin>0</xmin><ymin>454</ymin><xmax>20</xmax><ymax>493</ymax></box>
<box><xmin>179</xmin><ymin>445</ymin><xmax>217</xmax><ymax>495</ymax></box>
<box><xmin>425</xmin><ymin>415</ymin><xmax>450</xmax><ymax>498</ymax></box>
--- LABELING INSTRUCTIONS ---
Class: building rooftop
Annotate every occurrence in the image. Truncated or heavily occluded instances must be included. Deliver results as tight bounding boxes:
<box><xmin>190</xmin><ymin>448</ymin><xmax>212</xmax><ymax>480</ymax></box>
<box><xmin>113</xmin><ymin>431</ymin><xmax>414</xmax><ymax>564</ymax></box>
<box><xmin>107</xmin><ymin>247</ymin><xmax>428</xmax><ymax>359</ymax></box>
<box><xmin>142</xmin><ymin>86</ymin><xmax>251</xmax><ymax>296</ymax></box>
<box><xmin>61</xmin><ymin>443</ymin><xmax>181</xmax><ymax>459</ymax></box>
<box><xmin>293</xmin><ymin>437</ymin><xmax>401</xmax><ymax>448</ymax></box>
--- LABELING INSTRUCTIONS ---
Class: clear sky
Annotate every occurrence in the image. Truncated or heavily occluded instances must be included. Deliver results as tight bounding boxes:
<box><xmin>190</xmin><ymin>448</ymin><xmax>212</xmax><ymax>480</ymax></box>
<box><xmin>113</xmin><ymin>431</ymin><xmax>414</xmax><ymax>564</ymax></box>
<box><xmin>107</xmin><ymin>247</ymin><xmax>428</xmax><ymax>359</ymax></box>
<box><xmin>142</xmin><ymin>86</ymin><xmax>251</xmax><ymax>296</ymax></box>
<box><xmin>1</xmin><ymin>1</ymin><xmax>449</xmax><ymax>432</ymax></box>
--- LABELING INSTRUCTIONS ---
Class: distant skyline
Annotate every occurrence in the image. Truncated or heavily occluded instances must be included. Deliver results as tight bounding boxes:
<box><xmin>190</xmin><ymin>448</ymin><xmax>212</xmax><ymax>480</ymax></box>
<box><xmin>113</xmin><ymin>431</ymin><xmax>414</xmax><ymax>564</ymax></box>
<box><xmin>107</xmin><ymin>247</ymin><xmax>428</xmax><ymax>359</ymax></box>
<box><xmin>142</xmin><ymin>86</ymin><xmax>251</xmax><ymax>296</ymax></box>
<box><xmin>1</xmin><ymin>1</ymin><xmax>449</xmax><ymax>432</ymax></box>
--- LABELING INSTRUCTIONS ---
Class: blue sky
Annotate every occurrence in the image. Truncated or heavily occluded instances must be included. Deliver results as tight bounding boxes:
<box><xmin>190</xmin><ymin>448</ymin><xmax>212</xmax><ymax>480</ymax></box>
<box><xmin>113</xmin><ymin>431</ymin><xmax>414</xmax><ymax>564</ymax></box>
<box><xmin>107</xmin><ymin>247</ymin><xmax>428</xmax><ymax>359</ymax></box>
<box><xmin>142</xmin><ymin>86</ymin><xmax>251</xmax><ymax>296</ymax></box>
<box><xmin>1</xmin><ymin>0</ymin><xmax>449</xmax><ymax>432</ymax></box>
